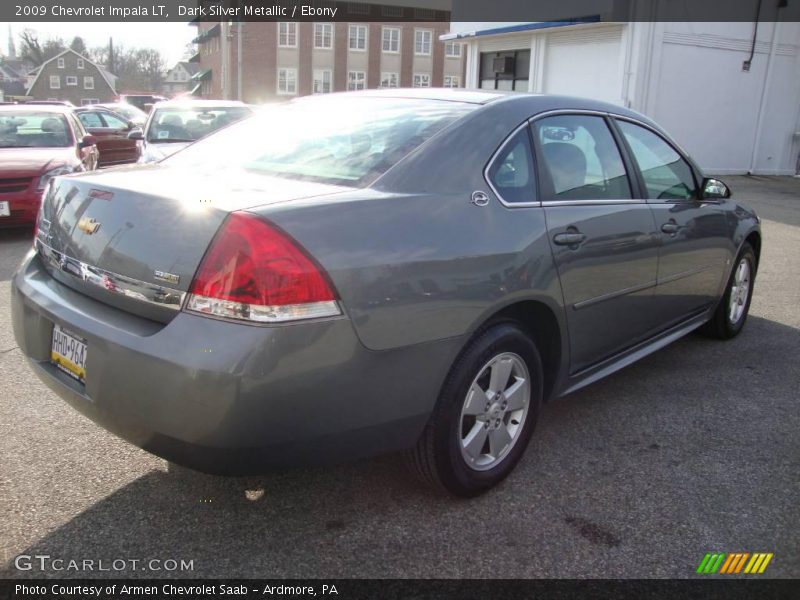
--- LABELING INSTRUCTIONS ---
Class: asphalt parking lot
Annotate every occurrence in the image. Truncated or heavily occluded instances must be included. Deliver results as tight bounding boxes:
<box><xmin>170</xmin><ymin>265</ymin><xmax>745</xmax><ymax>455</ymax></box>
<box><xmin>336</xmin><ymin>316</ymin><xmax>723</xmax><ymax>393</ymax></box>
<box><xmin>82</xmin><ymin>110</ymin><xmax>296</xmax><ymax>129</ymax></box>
<box><xmin>0</xmin><ymin>175</ymin><xmax>798</xmax><ymax>579</ymax></box>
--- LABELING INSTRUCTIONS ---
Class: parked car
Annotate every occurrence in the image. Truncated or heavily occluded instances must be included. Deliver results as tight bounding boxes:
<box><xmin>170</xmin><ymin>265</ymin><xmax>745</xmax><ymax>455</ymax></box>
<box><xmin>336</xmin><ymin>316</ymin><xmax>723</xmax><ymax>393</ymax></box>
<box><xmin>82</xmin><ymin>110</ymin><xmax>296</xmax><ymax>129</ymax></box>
<box><xmin>94</xmin><ymin>102</ymin><xmax>148</xmax><ymax>127</ymax></box>
<box><xmin>131</xmin><ymin>99</ymin><xmax>253</xmax><ymax>163</ymax></box>
<box><xmin>12</xmin><ymin>91</ymin><xmax>761</xmax><ymax>496</ymax></box>
<box><xmin>73</xmin><ymin>106</ymin><xmax>141</xmax><ymax>167</ymax></box>
<box><xmin>0</xmin><ymin>105</ymin><xmax>97</xmax><ymax>227</ymax></box>
<box><xmin>23</xmin><ymin>100</ymin><xmax>75</xmax><ymax>107</ymax></box>
<box><xmin>117</xmin><ymin>94</ymin><xmax>168</xmax><ymax>113</ymax></box>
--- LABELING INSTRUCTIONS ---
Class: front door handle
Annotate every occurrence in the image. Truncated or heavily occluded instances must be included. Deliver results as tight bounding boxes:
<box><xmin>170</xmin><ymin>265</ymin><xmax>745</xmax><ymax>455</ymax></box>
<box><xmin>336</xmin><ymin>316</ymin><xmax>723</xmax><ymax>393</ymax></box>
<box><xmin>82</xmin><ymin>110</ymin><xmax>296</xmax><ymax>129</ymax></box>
<box><xmin>661</xmin><ymin>221</ymin><xmax>680</xmax><ymax>235</ymax></box>
<box><xmin>553</xmin><ymin>232</ymin><xmax>587</xmax><ymax>246</ymax></box>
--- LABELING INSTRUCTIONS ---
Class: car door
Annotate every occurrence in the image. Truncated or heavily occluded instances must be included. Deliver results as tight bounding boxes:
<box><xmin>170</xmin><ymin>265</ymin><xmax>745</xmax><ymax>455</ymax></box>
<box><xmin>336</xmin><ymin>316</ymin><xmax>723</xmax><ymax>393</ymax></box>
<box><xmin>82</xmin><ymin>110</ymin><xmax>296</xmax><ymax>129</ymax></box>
<box><xmin>613</xmin><ymin>119</ymin><xmax>730</xmax><ymax>326</ymax></box>
<box><xmin>532</xmin><ymin>113</ymin><xmax>660</xmax><ymax>373</ymax></box>
<box><xmin>68</xmin><ymin>112</ymin><xmax>98</xmax><ymax>171</ymax></box>
<box><xmin>77</xmin><ymin>110</ymin><xmax>136</xmax><ymax>167</ymax></box>
<box><xmin>96</xmin><ymin>110</ymin><xmax>140</xmax><ymax>165</ymax></box>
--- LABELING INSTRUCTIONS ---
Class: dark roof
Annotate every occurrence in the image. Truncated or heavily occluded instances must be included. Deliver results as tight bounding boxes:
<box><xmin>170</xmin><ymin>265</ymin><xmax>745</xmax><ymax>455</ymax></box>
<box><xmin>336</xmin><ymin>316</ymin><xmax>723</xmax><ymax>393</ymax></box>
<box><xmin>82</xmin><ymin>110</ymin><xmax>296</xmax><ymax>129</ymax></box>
<box><xmin>178</xmin><ymin>61</ymin><xmax>201</xmax><ymax>76</ymax></box>
<box><xmin>0</xmin><ymin>80</ymin><xmax>27</xmax><ymax>97</ymax></box>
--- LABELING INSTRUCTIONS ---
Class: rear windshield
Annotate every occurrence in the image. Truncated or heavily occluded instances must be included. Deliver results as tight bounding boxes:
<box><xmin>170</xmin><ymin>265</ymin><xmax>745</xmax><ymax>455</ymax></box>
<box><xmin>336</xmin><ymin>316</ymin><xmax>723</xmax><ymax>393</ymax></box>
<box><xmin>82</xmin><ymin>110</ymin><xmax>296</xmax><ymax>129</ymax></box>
<box><xmin>146</xmin><ymin>106</ymin><xmax>253</xmax><ymax>143</ymax></box>
<box><xmin>0</xmin><ymin>112</ymin><xmax>72</xmax><ymax>148</ymax></box>
<box><xmin>165</xmin><ymin>97</ymin><xmax>475</xmax><ymax>186</ymax></box>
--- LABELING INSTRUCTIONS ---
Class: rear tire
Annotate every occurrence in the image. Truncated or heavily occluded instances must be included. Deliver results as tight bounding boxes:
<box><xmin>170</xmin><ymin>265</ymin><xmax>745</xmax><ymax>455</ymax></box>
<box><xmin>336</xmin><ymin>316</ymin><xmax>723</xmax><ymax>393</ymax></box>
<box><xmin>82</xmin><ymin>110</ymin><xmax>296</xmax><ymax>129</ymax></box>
<box><xmin>700</xmin><ymin>242</ymin><xmax>756</xmax><ymax>339</ymax></box>
<box><xmin>406</xmin><ymin>322</ymin><xmax>543</xmax><ymax>497</ymax></box>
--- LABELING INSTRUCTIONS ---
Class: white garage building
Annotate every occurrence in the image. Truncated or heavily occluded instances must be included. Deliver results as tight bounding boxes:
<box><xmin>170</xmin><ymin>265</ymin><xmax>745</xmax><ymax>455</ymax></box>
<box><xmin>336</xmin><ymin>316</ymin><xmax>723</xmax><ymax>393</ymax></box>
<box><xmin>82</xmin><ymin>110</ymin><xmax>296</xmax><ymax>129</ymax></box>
<box><xmin>444</xmin><ymin>20</ymin><xmax>800</xmax><ymax>175</ymax></box>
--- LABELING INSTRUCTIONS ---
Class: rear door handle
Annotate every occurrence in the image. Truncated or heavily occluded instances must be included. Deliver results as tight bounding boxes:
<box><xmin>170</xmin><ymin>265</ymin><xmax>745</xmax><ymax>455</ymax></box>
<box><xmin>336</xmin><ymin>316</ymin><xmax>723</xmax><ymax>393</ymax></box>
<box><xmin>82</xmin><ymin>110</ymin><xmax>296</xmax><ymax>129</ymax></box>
<box><xmin>553</xmin><ymin>232</ymin><xmax>587</xmax><ymax>246</ymax></box>
<box><xmin>661</xmin><ymin>222</ymin><xmax>680</xmax><ymax>235</ymax></box>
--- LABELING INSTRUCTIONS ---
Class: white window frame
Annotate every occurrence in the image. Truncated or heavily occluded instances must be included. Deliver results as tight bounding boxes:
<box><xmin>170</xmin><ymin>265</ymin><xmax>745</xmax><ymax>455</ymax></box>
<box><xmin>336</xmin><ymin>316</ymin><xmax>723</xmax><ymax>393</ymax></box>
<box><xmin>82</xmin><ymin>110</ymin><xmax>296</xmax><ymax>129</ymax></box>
<box><xmin>444</xmin><ymin>75</ymin><xmax>461</xmax><ymax>88</ymax></box>
<box><xmin>49</xmin><ymin>75</ymin><xmax>60</xmax><ymax>89</ymax></box>
<box><xmin>81</xmin><ymin>98</ymin><xmax>100</xmax><ymax>106</ymax></box>
<box><xmin>445</xmin><ymin>42</ymin><xmax>462</xmax><ymax>58</ymax></box>
<box><xmin>83</xmin><ymin>76</ymin><xmax>94</xmax><ymax>90</ymax></box>
<box><xmin>57</xmin><ymin>58</ymin><xmax>65</xmax><ymax>69</ymax></box>
<box><xmin>415</xmin><ymin>29</ymin><xmax>433</xmax><ymax>56</ymax></box>
<box><xmin>77</xmin><ymin>58</ymin><xmax>85</xmax><ymax>69</ymax></box>
<box><xmin>382</xmin><ymin>27</ymin><xmax>400</xmax><ymax>53</ymax></box>
<box><xmin>380</xmin><ymin>72</ymin><xmax>399</xmax><ymax>88</ymax></box>
<box><xmin>413</xmin><ymin>73</ymin><xmax>431</xmax><ymax>88</ymax></box>
<box><xmin>65</xmin><ymin>75</ymin><xmax>78</xmax><ymax>86</ymax></box>
<box><xmin>314</xmin><ymin>23</ymin><xmax>333</xmax><ymax>49</ymax></box>
<box><xmin>278</xmin><ymin>22</ymin><xmax>297</xmax><ymax>48</ymax></box>
<box><xmin>348</xmin><ymin>24</ymin><xmax>367</xmax><ymax>51</ymax></box>
<box><xmin>277</xmin><ymin>67</ymin><xmax>297</xmax><ymax>95</ymax></box>
<box><xmin>347</xmin><ymin>70</ymin><xmax>366</xmax><ymax>91</ymax></box>
<box><xmin>313</xmin><ymin>69</ymin><xmax>332</xmax><ymax>94</ymax></box>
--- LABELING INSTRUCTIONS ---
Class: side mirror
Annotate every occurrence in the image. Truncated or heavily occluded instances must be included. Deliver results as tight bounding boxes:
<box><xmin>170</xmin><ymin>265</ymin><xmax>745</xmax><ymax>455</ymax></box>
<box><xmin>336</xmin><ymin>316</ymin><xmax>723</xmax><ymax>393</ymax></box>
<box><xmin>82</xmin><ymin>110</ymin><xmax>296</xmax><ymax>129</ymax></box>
<box><xmin>127</xmin><ymin>128</ymin><xmax>144</xmax><ymax>140</ymax></box>
<box><xmin>79</xmin><ymin>134</ymin><xmax>97</xmax><ymax>148</ymax></box>
<box><xmin>126</xmin><ymin>120</ymin><xmax>135</xmax><ymax>130</ymax></box>
<box><xmin>702</xmin><ymin>178</ymin><xmax>731</xmax><ymax>199</ymax></box>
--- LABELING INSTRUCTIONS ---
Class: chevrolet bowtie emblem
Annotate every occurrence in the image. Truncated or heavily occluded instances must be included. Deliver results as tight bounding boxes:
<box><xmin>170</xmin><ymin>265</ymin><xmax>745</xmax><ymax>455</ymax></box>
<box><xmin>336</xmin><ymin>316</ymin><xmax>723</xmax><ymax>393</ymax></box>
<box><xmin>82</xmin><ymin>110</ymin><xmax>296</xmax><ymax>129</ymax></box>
<box><xmin>77</xmin><ymin>217</ymin><xmax>101</xmax><ymax>235</ymax></box>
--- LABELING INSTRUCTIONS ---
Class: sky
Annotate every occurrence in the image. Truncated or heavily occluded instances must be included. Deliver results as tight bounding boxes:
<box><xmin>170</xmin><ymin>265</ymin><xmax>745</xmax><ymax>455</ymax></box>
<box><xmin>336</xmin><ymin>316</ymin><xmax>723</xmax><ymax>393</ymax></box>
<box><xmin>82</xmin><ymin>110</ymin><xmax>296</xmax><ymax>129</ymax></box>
<box><xmin>7</xmin><ymin>23</ymin><xmax>195</xmax><ymax>66</ymax></box>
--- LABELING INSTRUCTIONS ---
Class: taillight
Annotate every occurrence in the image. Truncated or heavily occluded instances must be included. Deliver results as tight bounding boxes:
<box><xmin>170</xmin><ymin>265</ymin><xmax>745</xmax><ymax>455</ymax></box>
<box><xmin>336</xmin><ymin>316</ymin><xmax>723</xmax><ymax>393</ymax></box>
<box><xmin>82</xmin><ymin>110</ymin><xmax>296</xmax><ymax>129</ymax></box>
<box><xmin>185</xmin><ymin>212</ymin><xmax>340</xmax><ymax>323</ymax></box>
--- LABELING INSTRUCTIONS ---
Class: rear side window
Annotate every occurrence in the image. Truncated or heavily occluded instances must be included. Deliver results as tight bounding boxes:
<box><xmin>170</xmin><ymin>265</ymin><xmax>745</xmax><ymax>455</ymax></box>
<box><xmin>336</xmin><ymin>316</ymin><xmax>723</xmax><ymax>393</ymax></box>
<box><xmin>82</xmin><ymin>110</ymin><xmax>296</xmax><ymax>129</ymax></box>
<box><xmin>616</xmin><ymin>120</ymin><xmax>697</xmax><ymax>201</ymax></box>
<box><xmin>534</xmin><ymin>114</ymin><xmax>631</xmax><ymax>201</ymax></box>
<box><xmin>487</xmin><ymin>127</ymin><xmax>535</xmax><ymax>204</ymax></box>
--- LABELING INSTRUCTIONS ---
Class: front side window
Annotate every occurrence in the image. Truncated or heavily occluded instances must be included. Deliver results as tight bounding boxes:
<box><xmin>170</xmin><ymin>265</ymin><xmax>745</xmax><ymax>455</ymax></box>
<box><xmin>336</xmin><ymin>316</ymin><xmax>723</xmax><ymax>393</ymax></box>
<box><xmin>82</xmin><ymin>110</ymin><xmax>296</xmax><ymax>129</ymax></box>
<box><xmin>348</xmin><ymin>71</ymin><xmax>366</xmax><ymax>91</ymax></box>
<box><xmin>313</xmin><ymin>69</ymin><xmax>332</xmax><ymax>94</ymax></box>
<box><xmin>278</xmin><ymin>22</ymin><xmax>297</xmax><ymax>47</ymax></box>
<box><xmin>534</xmin><ymin>114</ymin><xmax>631</xmax><ymax>201</ymax></box>
<box><xmin>349</xmin><ymin>24</ymin><xmax>367</xmax><ymax>50</ymax></box>
<box><xmin>382</xmin><ymin>27</ymin><xmax>400</xmax><ymax>53</ymax></box>
<box><xmin>415</xmin><ymin>29</ymin><xmax>432</xmax><ymax>55</ymax></box>
<box><xmin>617</xmin><ymin>120</ymin><xmax>697</xmax><ymax>201</ymax></box>
<box><xmin>413</xmin><ymin>73</ymin><xmax>431</xmax><ymax>88</ymax></box>
<box><xmin>83</xmin><ymin>76</ymin><xmax>94</xmax><ymax>90</ymax></box>
<box><xmin>166</xmin><ymin>97</ymin><xmax>475</xmax><ymax>187</ymax></box>
<box><xmin>315</xmin><ymin>23</ymin><xmax>333</xmax><ymax>49</ymax></box>
<box><xmin>78</xmin><ymin>111</ymin><xmax>104</xmax><ymax>129</ymax></box>
<box><xmin>101</xmin><ymin>112</ymin><xmax>128</xmax><ymax>129</ymax></box>
<box><xmin>277</xmin><ymin>68</ymin><xmax>297</xmax><ymax>95</ymax></box>
<box><xmin>487</xmin><ymin>127</ymin><xmax>536</xmax><ymax>204</ymax></box>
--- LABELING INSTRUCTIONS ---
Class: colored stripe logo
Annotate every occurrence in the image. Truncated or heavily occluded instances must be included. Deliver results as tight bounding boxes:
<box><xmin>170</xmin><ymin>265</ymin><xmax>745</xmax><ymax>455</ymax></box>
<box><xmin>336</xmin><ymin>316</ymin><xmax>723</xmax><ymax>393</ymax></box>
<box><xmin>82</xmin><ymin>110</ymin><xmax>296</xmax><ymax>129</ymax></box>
<box><xmin>696</xmin><ymin>552</ymin><xmax>773</xmax><ymax>574</ymax></box>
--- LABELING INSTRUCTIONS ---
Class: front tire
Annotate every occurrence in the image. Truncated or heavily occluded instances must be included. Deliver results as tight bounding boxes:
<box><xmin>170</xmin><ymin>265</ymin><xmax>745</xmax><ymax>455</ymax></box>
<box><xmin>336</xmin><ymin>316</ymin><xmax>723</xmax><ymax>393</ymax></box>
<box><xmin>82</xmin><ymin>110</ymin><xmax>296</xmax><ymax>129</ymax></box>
<box><xmin>406</xmin><ymin>322</ymin><xmax>543</xmax><ymax>497</ymax></box>
<box><xmin>700</xmin><ymin>242</ymin><xmax>756</xmax><ymax>339</ymax></box>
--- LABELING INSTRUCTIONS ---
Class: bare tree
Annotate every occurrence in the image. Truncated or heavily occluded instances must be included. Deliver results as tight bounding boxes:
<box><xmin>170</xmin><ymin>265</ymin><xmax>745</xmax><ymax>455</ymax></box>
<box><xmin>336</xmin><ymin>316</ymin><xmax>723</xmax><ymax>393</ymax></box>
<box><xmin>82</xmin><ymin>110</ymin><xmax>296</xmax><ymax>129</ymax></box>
<box><xmin>19</xmin><ymin>29</ymin><xmax>65</xmax><ymax>66</ymax></box>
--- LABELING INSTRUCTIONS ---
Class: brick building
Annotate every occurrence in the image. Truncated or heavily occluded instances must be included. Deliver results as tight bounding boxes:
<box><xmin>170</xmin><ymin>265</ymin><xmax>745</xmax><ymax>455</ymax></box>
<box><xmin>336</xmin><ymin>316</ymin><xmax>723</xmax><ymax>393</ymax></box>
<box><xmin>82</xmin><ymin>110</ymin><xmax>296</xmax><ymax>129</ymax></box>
<box><xmin>190</xmin><ymin>5</ymin><xmax>464</xmax><ymax>102</ymax></box>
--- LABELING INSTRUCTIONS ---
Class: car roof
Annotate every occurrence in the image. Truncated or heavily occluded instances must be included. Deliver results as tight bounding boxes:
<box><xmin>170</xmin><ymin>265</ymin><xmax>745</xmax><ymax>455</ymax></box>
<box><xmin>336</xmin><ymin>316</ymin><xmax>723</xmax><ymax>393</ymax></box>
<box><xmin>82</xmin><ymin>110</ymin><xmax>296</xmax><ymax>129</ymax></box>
<box><xmin>345</xmin><ymin>88</ymin><xmax>507</xmax><ymax>104</ymax></box>
<box><xmin>0</xmin><ymin>104</ymin><xmax>73</xmax><ymax>114</ymax></box>
<box><xmin>151</xmin><ymin>99</ymin><xmax>249</xmax><ymax>109</ymax></box>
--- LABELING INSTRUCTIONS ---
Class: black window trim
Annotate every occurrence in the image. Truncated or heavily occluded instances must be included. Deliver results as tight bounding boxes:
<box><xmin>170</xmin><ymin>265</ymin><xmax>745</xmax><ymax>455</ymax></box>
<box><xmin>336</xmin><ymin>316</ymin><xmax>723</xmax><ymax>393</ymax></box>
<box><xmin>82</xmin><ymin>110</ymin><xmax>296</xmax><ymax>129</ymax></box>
<box><xmin>609</xmin><ymin>114</ymin><xmax>703</xmax><ymax>203</ymax></box>
<box><xmin>528</xmin><ymin>109</ymin><xmax>642</xmax><ymax>206</ymax></box>
<box><xmin>483</xmin><ymin>120</ymin><xmax>541</xmax><ymax>208</ymax></box>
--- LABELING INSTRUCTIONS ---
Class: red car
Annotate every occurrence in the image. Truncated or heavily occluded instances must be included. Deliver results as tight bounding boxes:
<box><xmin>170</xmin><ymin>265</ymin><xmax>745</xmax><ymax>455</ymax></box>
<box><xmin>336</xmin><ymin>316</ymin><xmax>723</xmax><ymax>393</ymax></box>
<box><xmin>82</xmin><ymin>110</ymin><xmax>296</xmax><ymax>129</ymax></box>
<box><xmin>0</xmin><ymin>105</ymin><xmax>98</xmax><ymax>227</ymax></box>
<box><xmin>74</xmin><ymin>106</ymin><xmax>141</xmax><ymax>167</ymax></box>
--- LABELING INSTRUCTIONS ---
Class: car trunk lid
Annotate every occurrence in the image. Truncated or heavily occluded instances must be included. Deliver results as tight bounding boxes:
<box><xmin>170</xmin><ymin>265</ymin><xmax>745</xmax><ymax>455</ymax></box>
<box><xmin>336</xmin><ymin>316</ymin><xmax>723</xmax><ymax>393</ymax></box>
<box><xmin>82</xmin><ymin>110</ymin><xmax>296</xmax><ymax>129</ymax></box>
<box><xmin>36</xmin><ymin>164</ymin><xmax>351</xmax><ymax>323</ymax></box>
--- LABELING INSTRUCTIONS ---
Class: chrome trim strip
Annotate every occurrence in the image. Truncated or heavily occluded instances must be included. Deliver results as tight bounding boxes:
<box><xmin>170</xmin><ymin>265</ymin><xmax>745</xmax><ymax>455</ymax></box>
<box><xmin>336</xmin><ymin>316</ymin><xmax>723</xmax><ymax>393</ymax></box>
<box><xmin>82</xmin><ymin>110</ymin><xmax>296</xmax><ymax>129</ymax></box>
<box><xmin>36</xmin><ymin>239</ymin><xmax>186</xmax><ymax>310</ymax></box>
<box><xmin>573</xmin><ymin>280</ymin><xmax>658</xmax><ymax>311</ymax></box>
<box><xmin>541</xmin><ymin>199</ymin><xmax>646</xmax><ymax>207</ymax></box>
<box><xmin>483</xmin><ymin>121</ymin><xmax>542</xmax><ymax>209</ymax></box>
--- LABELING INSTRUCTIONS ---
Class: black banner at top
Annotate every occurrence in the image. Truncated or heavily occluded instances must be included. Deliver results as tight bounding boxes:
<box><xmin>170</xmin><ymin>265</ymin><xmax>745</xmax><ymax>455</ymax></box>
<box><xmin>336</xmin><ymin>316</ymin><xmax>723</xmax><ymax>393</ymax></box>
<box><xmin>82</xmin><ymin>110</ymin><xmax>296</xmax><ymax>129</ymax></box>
<box><xmin>3</xmin><ymin>0</ymin><xmax>800</xmax><ymax>22</ymax></box>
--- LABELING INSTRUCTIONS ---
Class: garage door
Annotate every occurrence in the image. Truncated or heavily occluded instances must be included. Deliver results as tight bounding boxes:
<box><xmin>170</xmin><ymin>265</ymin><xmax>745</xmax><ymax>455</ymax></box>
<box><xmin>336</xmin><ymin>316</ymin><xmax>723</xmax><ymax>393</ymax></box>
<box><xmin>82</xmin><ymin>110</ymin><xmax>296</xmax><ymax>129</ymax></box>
<box><xmin>543</xmin><ymin>27</ymin><xmax>624</xmax><ymax>104</ymax></box>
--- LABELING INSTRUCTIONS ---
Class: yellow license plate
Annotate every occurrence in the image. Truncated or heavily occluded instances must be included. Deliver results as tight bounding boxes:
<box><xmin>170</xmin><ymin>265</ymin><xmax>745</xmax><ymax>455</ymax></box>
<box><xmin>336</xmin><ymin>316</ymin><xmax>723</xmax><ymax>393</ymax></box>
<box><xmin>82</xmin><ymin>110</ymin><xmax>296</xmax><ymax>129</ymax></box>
<box><xmin>51</xmin><ymin>324</ymin><xmax>87</xmax><ymax>384</ymax></box>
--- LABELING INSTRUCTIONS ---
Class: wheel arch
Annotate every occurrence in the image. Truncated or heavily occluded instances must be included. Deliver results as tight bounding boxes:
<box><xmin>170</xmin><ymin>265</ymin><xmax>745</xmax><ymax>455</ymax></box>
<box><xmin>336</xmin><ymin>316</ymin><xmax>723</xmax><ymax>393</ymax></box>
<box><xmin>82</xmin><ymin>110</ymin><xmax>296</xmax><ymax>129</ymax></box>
<box><xmin>469</xmin><ymin>299</ymin><xmax>565</xmax><ymax>402</ymax></box>
<box><xmin>744</xmin><ymin>229</ymin><xmax>761</xmax><ymax>270</ymax></box>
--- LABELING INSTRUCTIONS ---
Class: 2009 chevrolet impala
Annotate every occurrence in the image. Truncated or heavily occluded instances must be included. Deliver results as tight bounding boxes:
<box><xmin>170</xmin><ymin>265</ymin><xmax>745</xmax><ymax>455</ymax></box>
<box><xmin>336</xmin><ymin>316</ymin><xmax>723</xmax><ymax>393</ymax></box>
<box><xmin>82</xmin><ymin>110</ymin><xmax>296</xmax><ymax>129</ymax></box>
<box><xmin>12</xmin><ymin>90</ymin><xmax>760</xmax><ymax>496</ymax></box>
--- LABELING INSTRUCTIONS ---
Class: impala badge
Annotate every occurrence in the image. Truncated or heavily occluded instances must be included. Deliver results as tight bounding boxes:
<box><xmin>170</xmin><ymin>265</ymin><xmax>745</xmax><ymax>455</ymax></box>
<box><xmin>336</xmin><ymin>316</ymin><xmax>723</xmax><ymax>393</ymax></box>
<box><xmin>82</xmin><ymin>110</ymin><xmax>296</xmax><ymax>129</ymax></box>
<box><xmin>154</xmin><ymin>270</ymin><xmax>180</xmax><ymax>285</ymax></box>
<box><xmin>77</xmin><ymin>217</ymin><xmax>101</xmax><ymax>235</ymax></box>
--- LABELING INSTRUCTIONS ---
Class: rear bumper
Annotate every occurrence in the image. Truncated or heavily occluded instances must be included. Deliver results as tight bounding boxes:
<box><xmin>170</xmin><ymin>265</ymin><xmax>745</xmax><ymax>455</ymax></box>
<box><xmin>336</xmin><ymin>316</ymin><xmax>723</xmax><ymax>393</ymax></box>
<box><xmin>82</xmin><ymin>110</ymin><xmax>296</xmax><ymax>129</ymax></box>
<box><xmin>12</xmin><ymin>251</ymin><xmax>460</xmax><ymax>473</ymax></box>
